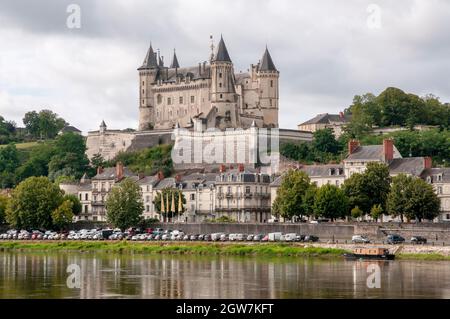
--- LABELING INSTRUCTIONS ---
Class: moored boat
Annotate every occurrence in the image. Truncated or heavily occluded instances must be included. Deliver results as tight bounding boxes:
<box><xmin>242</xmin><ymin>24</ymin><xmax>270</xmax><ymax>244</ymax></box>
<box><xmin>344</xmin><ymin>247</ymin><xmax>395</xmax><ymax>260</ymax></box>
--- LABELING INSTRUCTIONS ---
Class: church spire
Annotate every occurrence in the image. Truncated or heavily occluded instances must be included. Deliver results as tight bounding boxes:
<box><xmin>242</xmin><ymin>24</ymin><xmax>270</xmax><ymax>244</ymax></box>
<box><xmin>214</xmin><ymin>35</ymin><xmax>232</xmax><ymax>62</ymax></box>
<box><xmin>139</xmin><ymin>43</ymin><xmax>158</xmax><ymax>69</ymax></box>
<box><xmin>170</xmin><ymin>49</ymin><xmax>180</xmax><ymax>68</ymax></box>
<box><xmin>259</xmin><ymin>46</ymin><xmax>277</xmax><ymax>71</ymax></box>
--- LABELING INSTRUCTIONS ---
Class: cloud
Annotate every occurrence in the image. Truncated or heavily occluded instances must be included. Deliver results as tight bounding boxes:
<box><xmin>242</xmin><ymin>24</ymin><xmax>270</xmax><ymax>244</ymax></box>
<box><xmin>1</xmin><ymin>0</ymin><xmax>450</xmax><ymax>132</ymax></box>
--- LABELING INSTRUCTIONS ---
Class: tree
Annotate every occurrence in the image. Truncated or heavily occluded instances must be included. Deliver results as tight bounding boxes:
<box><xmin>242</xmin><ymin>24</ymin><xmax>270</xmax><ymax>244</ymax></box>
<box><xmin>343</xmin><ymin>162</ymin><xmax>391</xmax><ymax>215</ymax></box>
<box><xmin>273</xmin><ymin>170</ymin><xmax>311</xmax><ymax>220</ymax></box>
<box><xmin>48</xmin><ymin>132</ymin><xmax>89</xmax><ymax>180</ymax></box>
<box><xmin>370</xmin><ymin>204</ymin><xmax>383</xmax><ymax>222</ymax></box>
<box><xmin>51</xmin><ymin>200</ymin><xmax>74</xmax><ymax>230</ymax></box>
<box><xmin>313</xmin><ymin>184</ymin><xmax>349</xmax><ymax>221</ymax></box>
<box><xmin>153</xmin><ymin>188</ymin><xmax>186</xmax><ymax>221</ymax></box>
<box><xmin>0</xmin><ymin>194</ymin><xmax>8</xmax><ymax>224</ymax></box>
<box><xmin>387</xmin><ymin>174</ymin><xmax>440</xmax><ymax>222</ymax></box>
<box><xmin>0</xmin><ymin>144</ymin><xmax>20</xmax><ymax>188</ymax></box>
<box><xmin>106</xmin><ymin>178</ymin><xmax>144</xmax><ymax>230</ymax></box>
<box><xmin>23</xmin><ymin>111</ymin><xmax>40</xmax><ymax>138</ymax></box>
<box><xmin>405</xmin><ymin>178</ymin><xmax>440</xmax><ymax>222</ymax></box>
<box><xmin>63</xmin><ymin>194</ymin><xmax>82</xmax><ymax>216</ymax></box>
<box><xmin>351</xmin><ymin>206</ymin><xmax>363</xmax><ymax>220</ymax></box>
<box><xmin>91</xmin><ymin>153</ymin><xmax>105</xmax><ymax>170</ymax></box>
<box><xmin>301</xmin><ymin>184</ymin><xmax>317</xmax><ymax>216</ymax></box>
<box><xmin>38</xmin><ymin>109</ymin><xmax>66</xmax><ymax>139</ymax></box>
<box><xmin>312</xmin><ymin>128</ymin><xmax>340</xmax><ymax>154</ymax></box>
<box><xmin>6</xmin><ymin>176</ymin><xmax>63</xmax><ymax>229</ymax></box>
<box><xmin>387</xmin><ymin>174</ymin><xmax>412</xmax><ymax>222</ymax></box>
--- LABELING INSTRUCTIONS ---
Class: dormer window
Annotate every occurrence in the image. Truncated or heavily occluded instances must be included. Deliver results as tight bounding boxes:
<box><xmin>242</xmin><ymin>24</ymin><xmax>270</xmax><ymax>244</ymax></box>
<box><xmin>437</xmin><ymin>174</ymin><xmax>442</xmax><ymax>182</ymax></box>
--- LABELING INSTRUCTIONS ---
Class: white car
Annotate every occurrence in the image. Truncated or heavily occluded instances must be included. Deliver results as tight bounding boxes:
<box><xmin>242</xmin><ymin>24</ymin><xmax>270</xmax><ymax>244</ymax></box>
<box><xmin>352</xmin><ymin>235</ymin><xmax>370</xmax><ymax>244</ymax></box>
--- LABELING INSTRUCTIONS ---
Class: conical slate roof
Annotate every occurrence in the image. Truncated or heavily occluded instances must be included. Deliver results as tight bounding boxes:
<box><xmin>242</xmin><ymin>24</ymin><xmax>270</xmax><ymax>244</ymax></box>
<box><xmin>139</xmin><ymin>44</ymin><xmax>158</xmax><ymax>69</ymax></box>
<box><xmin>214</xmin><ymin>36</ymin><xmax>232</xmax><ymax>62</ymax></box>
<box><xmin>170</xmin><ymin>50</ymin><xmax>180</xmax><ymax>68</ymax></box>
<box><xmin>260</xmin><ymin>47</ymin><xmax>277</xmax><ymax>71</ymax></box>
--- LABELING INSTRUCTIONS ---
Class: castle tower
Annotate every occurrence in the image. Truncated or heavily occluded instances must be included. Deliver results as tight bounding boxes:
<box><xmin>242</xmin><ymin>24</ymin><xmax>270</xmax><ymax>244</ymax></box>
<box><xmin>170</xmin><ymin>49</ymin><xmax>180</xmax><ymax>69</ymax></box>
<box><xmin>138</xmin><ymin>44</ymin><xmax>159</xmax><ymax>130</ymax></box>
<box><xmin>210</xmin><ymin>36</ymin><xmax>239</xmax><ymax>128</ymax></box>
<box><xmin>257</xmin><ymin>47</ymin><xmax>279</xmax><ymax>128</ymax></box>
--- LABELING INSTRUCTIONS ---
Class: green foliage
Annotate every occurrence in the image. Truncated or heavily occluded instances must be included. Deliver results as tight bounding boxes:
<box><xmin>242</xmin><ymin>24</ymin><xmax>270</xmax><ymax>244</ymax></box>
<box><xmin>281</xmin><ymin>129</ymin><xmax>342</xmax><ymax>164</ymax></box>
<box><xmin>51</xmin><ymin>200</ymin><xmax>74</xmax><ymax>230</ymax></box>
<box><xmin>0</xmin><ymin>116</ymin><xmax>18</xmax><ymax>144</ymax></box>
<box><xmin>313</xmin><ymin>184</ymin><xmax>349</xmax><ymax>220</ymax></box>
<box><xmin>205</xmin><ymin>216</ymin><xmax>235</xmax><ymax>223</ymax></box>
<box><xmin>6</xmin><ymin>176</ymin><xmax>64</xmax><ymax>230</ymax></box>
<box><xmin>273</xmin><ymin>170</ymin><xmax>312</xmax><ymax>219</ymax></box>
<box><xmin>301</xmin><ymin>184</ymin><xmax>317</xmax><ymax>216</ymax></box>
<box><xmin>345</xmin><ymin>87</ymin><xmax>450</xmax><ymax>130</ymax></box>
<box><xmin>0</xmin><ymin>144</ymin><xmax>20</xmax><ymax>188</ymax></box>
<box><xmin>343</xmin><ymin>162</ymin><xmax>391</xmax><ymax>215</ymax></box>
<box><xmin>90</xmin><ymin>153</ymin><xmax>105</xmax><ymax>170</ymax></box>
<box><xmin>351</xmin><ymin>206</ymin><xmax>363</xmax><ymax>219</ymax></box>
<box><xmin>106</xmin><ymin>178</ymin><xmax>144</xmax><ymax>230</ymax></box>
<box><xmin>387</xmin><ymin>174</ymin><xmax>441</xmax><ymax>222</ymax></box>
<box><xmin>107</xmin><ymin>144</ymin><xmax>173</xmax><ymax>177</ymax></box>
<box><xmin>63</xmin><ymin>194</ymin><xmax>82</xmax><ymax>215</ymax></box>
<box><xmin>370</xmin><ymin>204</ymin><xmax>383</xmax><ymax>222</ymax></box>
<box><xmin>23</xmin><ymin>109</ymin><xmax>67</xmax><ymax>139</ymax></box>
<box><xmin>0</xmin><ymin>194</ymin><xmax>9</xmax><ymax>224</ymax></box>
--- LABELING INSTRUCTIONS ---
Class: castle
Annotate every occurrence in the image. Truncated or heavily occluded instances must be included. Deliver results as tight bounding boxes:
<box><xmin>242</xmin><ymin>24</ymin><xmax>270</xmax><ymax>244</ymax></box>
<box><xmin>138</xmin><ymin>36</ymin><xmax>279</xmax><ymax>131</ymax></box>
<box><xmin>86</xmin><ymin>36</ymin><xmax>313</xmax><ymax>165</ymax></box>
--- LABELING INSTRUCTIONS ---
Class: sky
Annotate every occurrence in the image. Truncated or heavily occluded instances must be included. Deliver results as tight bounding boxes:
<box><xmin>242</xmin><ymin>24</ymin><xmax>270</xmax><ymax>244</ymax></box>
<box><xmin>1</xmin><ymin>0</ymin><xmax>450</xmax><ymax>133</ymax></box>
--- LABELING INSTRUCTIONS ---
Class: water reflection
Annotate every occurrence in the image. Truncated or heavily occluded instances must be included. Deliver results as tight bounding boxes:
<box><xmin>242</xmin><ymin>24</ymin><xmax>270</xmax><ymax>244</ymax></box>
<box><xmin>0</xmin><ymin>252</ymin><xmax>449</xmax><ymax>299</ymax></box>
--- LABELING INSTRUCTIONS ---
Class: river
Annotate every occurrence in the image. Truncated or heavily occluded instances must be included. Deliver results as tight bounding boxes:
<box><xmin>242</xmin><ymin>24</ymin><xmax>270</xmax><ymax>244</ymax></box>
<box><xmin>0</xmin><ymin>251</ymin><xmax>449</xmax><ymax>298</ymax></box>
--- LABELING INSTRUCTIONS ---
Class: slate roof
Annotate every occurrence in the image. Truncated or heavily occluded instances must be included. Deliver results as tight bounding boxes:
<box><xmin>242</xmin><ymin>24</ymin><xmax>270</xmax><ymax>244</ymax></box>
<box><xmin>270</xmin><ymin>175</ymin><xmax>283</xmax><ymax>187</ymax></box>
<box><xmin>137</xmin><ymin>176</ymin><xmax>159</xmax><ymax>186</ymax></box>
<box><xmin>388</xmin><ymin>158</ymin><xmax>426</xmax><ymax>176</ymax></box>
<box><xmin>299</xmin><ymin>113</ymin><xmax>351</xmax><ymax>126</ymax></box>
<box><xmin>215</xmin><ymin>36</ymin><xmax>232</xmax><ymax>62</ymax></box>
<box><xmin>170</xmin><ymin>50</ymin><xmax>180</xmax><ymax>68</ymax></box>
<box><xmin>421</xmin><ymin>168</ymin><xmax>450</xmax><ymax>183</ymax></box>
<box><xmin>154</xmin><ymin>177</ymin><xmax>176</xmax><ymax>190</ymax></box>
<box><xmin>345</xmin><ymin>145</ymin><xmax>402</xmax><ymax>161</ymax></box>
<box><xmin>60</xmin><ymin>125</ymin><xmax>81</xmax><ymax>133</ymax></box>
<box><xmin>260</xmin><ymin>47</ymin><xmax>277</xmax><ymax>72</ymax></box>
<box><xmin>92</xmin><ymin>167</ymin><xmax>135</xmax><ymax>180</ymax></box>
<box><xmin>139</xmin><ymin>44</ymin><xmax>158</xmax><ymax>70</ymax></box>
<box><xmin>300</xmin><ymin>164</ymin><xmax>345</xmax><ymax>177</ymax></box>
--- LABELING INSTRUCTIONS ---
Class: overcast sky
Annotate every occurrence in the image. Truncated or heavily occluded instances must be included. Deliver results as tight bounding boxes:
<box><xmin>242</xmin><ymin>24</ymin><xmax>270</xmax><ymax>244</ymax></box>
<box><xmin>1</xmin><ymin>0</ymin><xmax>450</xmax><ymax>133</ymax></box>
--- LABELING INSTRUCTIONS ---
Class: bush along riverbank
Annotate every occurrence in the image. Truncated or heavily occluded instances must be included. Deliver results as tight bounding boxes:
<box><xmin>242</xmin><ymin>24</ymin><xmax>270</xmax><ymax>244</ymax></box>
<box><xmin>0</xmin><ymin>241</ymin><xmax>348</xmax><ymax>258</ymax></box>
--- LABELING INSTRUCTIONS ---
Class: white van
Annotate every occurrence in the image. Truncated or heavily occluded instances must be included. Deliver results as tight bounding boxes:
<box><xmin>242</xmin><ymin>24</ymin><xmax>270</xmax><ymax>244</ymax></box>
<box><xmin>284</xmin><ymin>233</ymin><xmax>298</xmax><ymax>242</ymax></box>
<box><xmin>268</xmin><ymin>232</ymin><xmax>283</xmax><ymax>241</ymax></box>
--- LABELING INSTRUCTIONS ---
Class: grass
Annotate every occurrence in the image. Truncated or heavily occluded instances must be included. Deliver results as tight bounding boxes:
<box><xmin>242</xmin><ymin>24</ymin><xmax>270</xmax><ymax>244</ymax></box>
<box><xmin>397</xmin><ymin>253</ymin><xmax>450</xmax><ymax>261</ymax></box>
<box><xmin>0</xmin><ymin>141</ymin><xmax>39</xmax><ymax>149</ymax></box>
<box><xmin>0</xmin><ymin>241</ymin><xmax>348</xmax><ymax>258</ymax></box>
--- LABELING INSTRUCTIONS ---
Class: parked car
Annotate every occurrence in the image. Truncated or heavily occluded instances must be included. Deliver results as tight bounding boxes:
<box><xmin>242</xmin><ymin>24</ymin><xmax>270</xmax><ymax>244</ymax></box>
<box><xmin>198</xmin><ymin>234</ymin><xmax>205</xmax><ymax>241</ymax></box>
<box><xmin>261</xmin><ymin>235</ymin><xmax>269</xmax><ymax>242</ymax></box>
<box><xmin>253</xmin><ymin>234</ymin><xmax>264</xmax><ymax>242</ymax></box>
<box><xmin>190</xmin><ymin>234</ymin><xmax>199</xmax><ymax>241</ymax></box>
<box><xmin>246</xmin><ymin>234</ymin><xmax>254</xmax><ymax>241</ymax></box>
<box><xmin>284</xmin><ymin>233</ymin><xmax>298</xmax><ymax>242</ymax></box>
<box><xmin>235</xmin><ymin>234</ymin><xmax>246</xmax><ymax>241</ymax></box>
<box><xmin>211</xmin><ymin>233</ymin><xmax>225</xmax><ymax>241</ymax></box>
<box><xmin>411</xmin><ymin>236</ymin><xmax>427</xmax><ymax>244</ymax></box>
<box><xmin>386</xmin><ymin>234</ymin><xmax>405</xmax><ymax>244</ymax></box>
<box><xmin>203</xmin><ymin>234</ymin><xmax>212</xmax><ymax>241</ymax></box>
<box><xmin>228</xmin><ymin>234</ymin><xmax>237</xmax><ymax>241</ymax></box>
<box><xmin>352</xmin><ymin>235</ymin><xmax>371</xmax><ymax>244</ymax></box>
<box><xmin>268</xmin><ymin>232</ymin><xmax>283</xmax><ymax>242</ymax></box>
<box><xmin>220</xmin><ymin>234</ymin><xmax>229</xmax><ymax>241</ymax></box>
<box><xmin>304</xmin><ymin>235</ymin><xmax>319</xmax><ymax>242</ymax></box>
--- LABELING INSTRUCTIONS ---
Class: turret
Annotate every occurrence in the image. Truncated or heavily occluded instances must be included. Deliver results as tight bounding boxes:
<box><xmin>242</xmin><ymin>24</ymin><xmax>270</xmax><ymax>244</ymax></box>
<box><xmin>210</xmin><ymin>36</ymin><xmax>239</xmax><ymax>128</ymax></box>
<box><xmin>257</xmin><ymin>46</ymin><xmax>279</xmax><ymax>128</ymax></box>
<box><xmin>138</xmin><ymin>43</ymin><xmax>158</xmax><ymax>130</ymax></box>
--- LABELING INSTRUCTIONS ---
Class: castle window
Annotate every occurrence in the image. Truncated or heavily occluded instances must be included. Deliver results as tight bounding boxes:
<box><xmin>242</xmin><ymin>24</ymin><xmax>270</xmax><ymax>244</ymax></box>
<box><xmin>157</xmin><ymin>94</ymin><xmax>162</xmax><ymax>104</ymax></box>
<box><xmin>219</xmin><ymin>83</ymin><xmax>222</xmax><ymax>88</ymax></box>
<box><xmin>191</xmin><ymin>96</ymin><xmax>195</xmax><ymax>103</ymax></box>
<box><xmin>142</xmin><ymin>89</ymin><xmax>144</xmax><ymax>94</ymax></box>
<box><xmin>270</xmin><ymin>99</ymin><xmax>272</xmax><ymax>106</ymax></box>
<box><xmin>219</xmin><ymin>73</ymin><xmax>222</xmax><ymax>78</ymax></box>
<box><xmin>168</xmin><ymin>97</ymin><xmax>172</xmax><ymax>105</ymax></box>
<box><xmin>142</xmin><ymin>81</ymin><xmax>144</xmax><ymax>86</ymax></box>
<box><xmin>220</xmin><ymin>94</ymin><xmax>223</xmax><ymax>99</ymax></box>
<box><xmin>142</xmin><ymin>99</ymin><xmax>144</xmax><ymax>105</ymax></box>
<box><xmin>179</xmin><ymin>96</ymin><xmax>183</xmax><ymax>104</ymax></box>
<box><xmin>270</xmin><ymin>80</ymin><xmax>273</xmax><ymax>87</ymax></box>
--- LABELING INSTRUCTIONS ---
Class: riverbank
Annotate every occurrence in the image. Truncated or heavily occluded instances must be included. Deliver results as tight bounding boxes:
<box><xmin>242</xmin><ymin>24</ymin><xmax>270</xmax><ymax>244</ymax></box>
<box><xmin>2</xmin><ymin>241</ymin><xmax>450</xmax><ymax>260</ymax></box>
<box><xmin>0</xmin><ymin>241</ymin><xmax>348</xmax><ymax>258</ymax></box>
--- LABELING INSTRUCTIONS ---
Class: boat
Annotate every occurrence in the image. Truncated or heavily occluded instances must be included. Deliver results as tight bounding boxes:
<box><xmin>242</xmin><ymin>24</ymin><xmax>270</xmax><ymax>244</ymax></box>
<box><xmin>344</xmin><ymin>247</ymin><xmax>395</xmax><ymax>260</ymax></box>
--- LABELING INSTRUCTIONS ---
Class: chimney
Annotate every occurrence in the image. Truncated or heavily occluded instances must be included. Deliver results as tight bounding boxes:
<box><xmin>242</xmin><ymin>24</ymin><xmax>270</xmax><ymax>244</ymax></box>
<box><xmin>383</xmin><ymin>139</ymin><xmax>394</xmax><ymax>163</ymax></box>
<box><xmin>219</xmin><ymin>164</ymin><xmax>226</xmax><ymax>173</ymax></box>
<box><xmin>348</xmin><ymin>139</ymin><xmax>360</xmax><ymax>155</ymax></box>
<box><xmin>116</xmin><ymin>162</ymin><xmax>124</xmax><ymax>180</ymax></box>
<box><xmin>97</xmin><ymin>166</ymin><xmax>104</xmax><ymax>175</ymax></box>
<box><xmin>203</xmin><ymin>61</ymin><xmax>206</xmax><ymax>73</ymax></box>
<box><xmin>424</xmin><ymin>157</ymin><xmax>432</xmax><ymax>169</ymax></box>
<box><xmin>157</xmin><ymin>170</ymin><xmax>164</xmax><ymax>181</ymax></box>
<box><xmin>238</xmin><ymin>164</ymin><xmax>245</xmax><ymax>172</ymax></box>
<box><xmin>198</xmin><ymin>63</ymin><xmax>202</xmax><ymax>76</ymax></box>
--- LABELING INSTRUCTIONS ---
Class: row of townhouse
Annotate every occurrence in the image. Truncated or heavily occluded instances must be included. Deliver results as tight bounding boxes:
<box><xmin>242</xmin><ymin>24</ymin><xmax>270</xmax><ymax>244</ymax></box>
<box><xmin>270</xmin><ymin>139</ymin><xmax>450</xmax><ymax>222</ymax></box>
<box><xmin>60</xmin><ymin>163</ymin><xmax>272</xmax><ymax>223</ymax></box>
